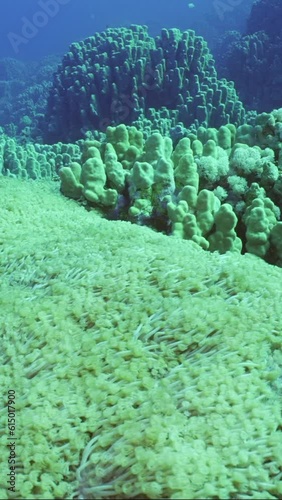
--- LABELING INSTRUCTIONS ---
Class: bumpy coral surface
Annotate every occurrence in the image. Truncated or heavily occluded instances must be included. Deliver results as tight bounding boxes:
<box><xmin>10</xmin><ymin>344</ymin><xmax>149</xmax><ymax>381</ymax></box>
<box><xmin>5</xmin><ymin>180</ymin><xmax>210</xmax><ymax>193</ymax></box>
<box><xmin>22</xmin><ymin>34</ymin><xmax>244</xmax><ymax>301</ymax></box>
<box><xmin>45</xmin><ymin>25</ymin><xmax>245</xmax><ymax>143</ymax></box>
<box><xmin>0</xmin><ymin>178</ymin><xmax>281</xmax><ymax>499</ymax></box>
<box><xmin>57</xmin><ymin>116</ymin><xmax>282</xmax><ymax>266</ymax></box>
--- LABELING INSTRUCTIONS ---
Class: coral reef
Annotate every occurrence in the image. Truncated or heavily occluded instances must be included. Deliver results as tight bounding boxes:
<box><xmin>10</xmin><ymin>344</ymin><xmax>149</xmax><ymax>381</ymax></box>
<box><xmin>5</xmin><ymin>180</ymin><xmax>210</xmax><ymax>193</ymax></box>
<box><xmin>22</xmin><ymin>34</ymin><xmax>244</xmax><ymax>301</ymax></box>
<box><xmin>215</xmin><ymin>0</ymin><xmax>282</xmax><ymax>112</ymax></box>
<box><xmin>1</xmin><ymin>21</ymin><xmax>282</xmax><ymax>500</ymax></box>
<box><xmin>57</xmin><ymin>111</ymin><xmax>282</xmax><ymax>267</ymax></box>
<box><xmin>2</xmin><ymin>107</ymin><xmax>282</xmax><ymax>266</ymax></box>
<box><xmin>44</xmin><ymin>25</ymin><xmax>245</xmax><ymax>143</ymax></box>
<box><xmin>0</xmin><ymin>133</ymin><xmax>81</xmax><ymax>180</ymax></box>
<box><xmin>0</xmin><ymin>56</ymin><xmax>60</xmax><ymax>141</ymax></box>
<box><xmin>246</xmin><ymin>0</ymin><xmax>282</xmax><ymax>41</ymax></box>
<box><xmin>0</xmin><ymin>179</ymin><xmax>281</xmax><ymax>499</ymax></box>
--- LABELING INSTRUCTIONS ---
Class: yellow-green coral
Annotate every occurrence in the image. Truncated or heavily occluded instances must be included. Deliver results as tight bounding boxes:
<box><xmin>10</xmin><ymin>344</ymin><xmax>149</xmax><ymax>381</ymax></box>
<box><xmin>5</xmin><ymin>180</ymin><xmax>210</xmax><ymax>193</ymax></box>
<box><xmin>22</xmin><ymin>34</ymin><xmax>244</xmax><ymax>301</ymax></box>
<box><xmin>0</xmin><ymin>178</ymin><xmax>281</xmax><ymax>500</ymax></box>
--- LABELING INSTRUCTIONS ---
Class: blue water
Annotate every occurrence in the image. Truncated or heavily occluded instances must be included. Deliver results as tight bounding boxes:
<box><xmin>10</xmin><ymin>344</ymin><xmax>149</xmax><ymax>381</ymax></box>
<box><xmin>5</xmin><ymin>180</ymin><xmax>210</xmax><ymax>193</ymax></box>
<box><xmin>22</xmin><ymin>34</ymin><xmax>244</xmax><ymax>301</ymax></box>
<box><xmin>1</xmin><ymin>0</ymin><xmax>254</xmax><ymax>60</ymax></box>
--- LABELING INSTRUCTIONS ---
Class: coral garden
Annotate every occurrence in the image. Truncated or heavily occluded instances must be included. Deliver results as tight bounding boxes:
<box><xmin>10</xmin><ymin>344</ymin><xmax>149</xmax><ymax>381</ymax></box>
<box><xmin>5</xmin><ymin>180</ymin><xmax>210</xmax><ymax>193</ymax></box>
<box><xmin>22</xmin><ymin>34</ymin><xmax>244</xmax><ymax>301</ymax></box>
<box><xmin>2</xmin><ymin>108</ymin><xmax>282</xmax><ymax>267</ymax></box>
<box><xmin>0</xmin><ymin>179</ymin><xmax>281</xmax><ymax>499</ymax></box>
<box><xmin>0</xmin><ymin>3</ymin><xmax>282</xmax><ymax>498</ymax></box>
<box><xmin>44</xmin><ymin>25</ymin><xmax>245</xmax><ymax>143</ymax></box>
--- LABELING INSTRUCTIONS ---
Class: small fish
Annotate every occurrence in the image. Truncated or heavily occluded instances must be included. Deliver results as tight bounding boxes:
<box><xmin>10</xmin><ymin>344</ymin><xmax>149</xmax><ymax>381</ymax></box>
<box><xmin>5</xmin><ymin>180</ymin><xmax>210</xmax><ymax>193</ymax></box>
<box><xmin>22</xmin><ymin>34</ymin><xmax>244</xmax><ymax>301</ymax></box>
<box><xmin>188</xmin><ymin>3</ymin><xmax>195</xmax><ymax>8</ymax></box>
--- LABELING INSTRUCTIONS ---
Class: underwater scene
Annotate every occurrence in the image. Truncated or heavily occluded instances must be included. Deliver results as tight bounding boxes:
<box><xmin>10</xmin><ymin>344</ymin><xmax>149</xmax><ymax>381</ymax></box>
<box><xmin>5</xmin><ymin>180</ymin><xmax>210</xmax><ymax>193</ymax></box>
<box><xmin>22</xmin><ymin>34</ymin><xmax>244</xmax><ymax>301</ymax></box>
<box><xmin>1</xmin><ymin>0</ymin><xmax>282</xmax><ymax>499</ymax></box>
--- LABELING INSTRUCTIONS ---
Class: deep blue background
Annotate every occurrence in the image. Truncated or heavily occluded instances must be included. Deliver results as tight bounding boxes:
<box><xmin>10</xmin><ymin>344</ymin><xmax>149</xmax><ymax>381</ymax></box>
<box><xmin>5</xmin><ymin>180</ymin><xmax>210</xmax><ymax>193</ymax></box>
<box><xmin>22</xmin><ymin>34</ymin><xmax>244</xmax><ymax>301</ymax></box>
<box><xmin>1</xmin><ymin>0</ymin><xmax>254</xmax><ymax>60</ymax></box>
